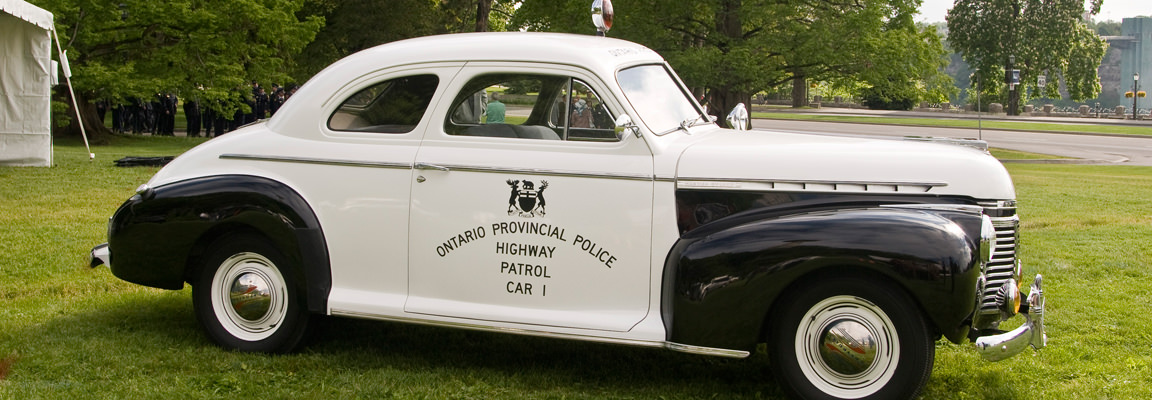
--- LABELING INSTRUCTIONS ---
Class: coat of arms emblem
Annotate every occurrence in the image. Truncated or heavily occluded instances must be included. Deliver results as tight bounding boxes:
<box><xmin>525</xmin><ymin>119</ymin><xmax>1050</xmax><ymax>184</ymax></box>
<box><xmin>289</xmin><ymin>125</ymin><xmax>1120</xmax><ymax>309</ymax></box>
<box><xmin>506</xmin><ymin>179</ymin><xmax>548</xmax><ymax>217</ymax></box>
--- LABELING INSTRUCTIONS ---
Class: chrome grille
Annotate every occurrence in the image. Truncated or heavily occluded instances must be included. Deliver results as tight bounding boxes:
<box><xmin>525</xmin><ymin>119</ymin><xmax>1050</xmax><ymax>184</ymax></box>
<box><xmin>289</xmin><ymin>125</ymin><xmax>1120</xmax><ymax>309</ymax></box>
<box><xmin>978</xmin><ymin>200</ymin><xmax>1020</xmax><ymax>319</ymax></box>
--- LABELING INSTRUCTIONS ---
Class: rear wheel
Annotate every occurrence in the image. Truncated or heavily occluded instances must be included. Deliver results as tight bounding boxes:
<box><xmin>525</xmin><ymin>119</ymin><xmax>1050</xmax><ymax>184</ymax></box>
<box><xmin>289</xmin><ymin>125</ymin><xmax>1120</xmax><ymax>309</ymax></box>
<box><xmin>769</xmin><ymin>277</ymin><xmax>934</xmax><ymax>399</ymax></box>
<box><xmin>192</xmin><ymin>234</ymin><xmax>311</xmax><ymax>353</ymax></box>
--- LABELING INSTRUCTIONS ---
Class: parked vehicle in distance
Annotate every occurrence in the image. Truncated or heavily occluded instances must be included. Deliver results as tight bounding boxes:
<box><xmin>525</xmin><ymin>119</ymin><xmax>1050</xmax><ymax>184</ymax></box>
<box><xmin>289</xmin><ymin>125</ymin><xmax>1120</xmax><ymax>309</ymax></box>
<box><xmin>90</xmin><ymin>31</ymin><xmax>1046</xmax><ymax>400</ymax></box>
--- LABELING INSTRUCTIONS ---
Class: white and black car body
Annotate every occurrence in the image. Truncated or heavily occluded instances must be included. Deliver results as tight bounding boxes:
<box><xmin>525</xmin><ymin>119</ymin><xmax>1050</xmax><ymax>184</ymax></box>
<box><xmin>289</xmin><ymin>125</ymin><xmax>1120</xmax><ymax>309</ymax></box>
<box><xmin>91</xmin><ymin>33</ymin><xmax>1046</xmax><ymax>399</ymax></box>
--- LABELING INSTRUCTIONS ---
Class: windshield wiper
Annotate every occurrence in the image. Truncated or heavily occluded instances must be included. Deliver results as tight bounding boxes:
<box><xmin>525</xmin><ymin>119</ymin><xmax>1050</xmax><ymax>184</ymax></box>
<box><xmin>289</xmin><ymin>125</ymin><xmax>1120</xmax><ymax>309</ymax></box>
<box><xmin>656</xmin><ymin>114</ymin><xmax>713</xmax><ymax>136</ymax></box>
<box><xmin>680</xmin><ymin>113</ymin><xmax>713</xmax><ymax>130</ymax></box>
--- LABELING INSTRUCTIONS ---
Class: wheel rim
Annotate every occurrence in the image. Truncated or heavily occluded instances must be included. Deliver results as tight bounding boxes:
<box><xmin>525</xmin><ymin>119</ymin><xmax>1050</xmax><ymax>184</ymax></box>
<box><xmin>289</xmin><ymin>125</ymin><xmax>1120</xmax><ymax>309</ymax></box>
<box><xmin>795</xmin><ymin>295</ymin><xmax>899</xmax><ymax>399</ymax></box>
<box><xmin>210</xmin><ymin>252</ymin><xmax>289</xmax><ymax>341</ymax></box>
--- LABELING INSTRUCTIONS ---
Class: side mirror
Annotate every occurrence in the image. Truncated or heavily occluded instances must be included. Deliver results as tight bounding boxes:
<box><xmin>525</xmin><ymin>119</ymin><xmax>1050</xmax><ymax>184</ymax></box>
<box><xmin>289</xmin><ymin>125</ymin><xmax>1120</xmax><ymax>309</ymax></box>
<box><xmin>614</xmin><ymin>114</ymin><xmax>640</xmax><ymax>139</ymax></box>
<box><xmin>726</xmin><ymin>103</ymin><xmax>749</xmax><ymax>131</ymax></box>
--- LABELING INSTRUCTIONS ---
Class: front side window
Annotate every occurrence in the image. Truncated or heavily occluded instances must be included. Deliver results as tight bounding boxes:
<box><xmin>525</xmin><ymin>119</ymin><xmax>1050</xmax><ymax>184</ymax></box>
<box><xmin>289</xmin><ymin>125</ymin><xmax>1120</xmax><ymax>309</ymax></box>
<box><xmin>616</xmin><ymin>65</ymin><xmax>704</xmax><ymax>135</ymax></box>
<box><xmin>328</xmin><ymin>74</ymin><xmax>439</xmax><ymax>133</ymax></box>
<box><xmin>445</xmin><ymin>74</ymin><xmax>617</xmax><ymax>142</ymax></box>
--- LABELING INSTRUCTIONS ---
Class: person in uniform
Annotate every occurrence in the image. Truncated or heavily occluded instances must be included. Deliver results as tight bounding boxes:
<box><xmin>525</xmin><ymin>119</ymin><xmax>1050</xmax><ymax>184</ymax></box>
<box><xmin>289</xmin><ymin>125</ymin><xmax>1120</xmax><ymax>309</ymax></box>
<box><xmin>184</xmin><ymin>96</ymin><xmax>201</xmax><ymax>137</ymax></box>
<box><xmin>254</xmin><ymin>86</ymin><xmax>268</xmax><ymax>121</ymax></box>
<box><xmin>163</xmin><ymin>93</ymin><xmax>178</xmax><ymax>136</ymax></box>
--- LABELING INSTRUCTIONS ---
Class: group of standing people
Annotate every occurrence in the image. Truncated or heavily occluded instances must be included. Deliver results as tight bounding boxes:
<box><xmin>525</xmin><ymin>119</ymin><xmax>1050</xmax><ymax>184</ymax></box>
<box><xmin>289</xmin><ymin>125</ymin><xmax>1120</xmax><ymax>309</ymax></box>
<box><xmin>103</xmin><ymin>82</ymin><xmax>294</xmax><ymax>137</ymax></box>
<box><xmin>106</xmin><ymin>93</ymin><xmax>180</xmax><ymax>136</ymax></box>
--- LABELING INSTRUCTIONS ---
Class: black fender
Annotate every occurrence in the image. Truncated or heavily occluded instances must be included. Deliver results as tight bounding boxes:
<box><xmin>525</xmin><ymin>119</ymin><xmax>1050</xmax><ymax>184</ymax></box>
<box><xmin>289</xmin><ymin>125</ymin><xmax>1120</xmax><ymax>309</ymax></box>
<box><xmin>662</xmin><ymin>207</ymin><xmax>985</xmax><ymax>351</ymax></box>
<box><xmin>107</xmin><ymin>175</ymin><xmax>331</xmax><ymax>313</ymax></box>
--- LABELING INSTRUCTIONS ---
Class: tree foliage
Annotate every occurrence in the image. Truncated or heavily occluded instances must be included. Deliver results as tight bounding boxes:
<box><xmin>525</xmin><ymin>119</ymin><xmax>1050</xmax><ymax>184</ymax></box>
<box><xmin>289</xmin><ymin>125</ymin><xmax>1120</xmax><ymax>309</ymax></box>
<box><xmin>947</xmin><ymin>0</ymin><xmax>1108</xmax><ymax>107</ymax></box>
<box><xmin>514</xmin><ymin>0</ymin><xmax>952</xmax><ymax>112</ymax></box>
<box><xmin>294</xmin><ymin>0</ymin><xmax>519</xmax><ymax>79</ymax></box>
<box><xmin>32</xmin><ymin>0</ymin><xmax>323</xmax><ymax>139</ymax></box>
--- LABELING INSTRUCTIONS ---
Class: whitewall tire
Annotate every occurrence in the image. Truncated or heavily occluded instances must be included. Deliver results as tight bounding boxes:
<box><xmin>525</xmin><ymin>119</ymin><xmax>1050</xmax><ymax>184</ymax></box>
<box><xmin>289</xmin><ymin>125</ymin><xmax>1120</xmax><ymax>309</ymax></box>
<box><xmin>193</xmin><ymin>234</ymin><xmax>311</xmax><ymax>353</ymax></box>
<box><xmin>770</xmin><ymin>277</ymin><xmax>934</xmax><ymax>399</ymax></box>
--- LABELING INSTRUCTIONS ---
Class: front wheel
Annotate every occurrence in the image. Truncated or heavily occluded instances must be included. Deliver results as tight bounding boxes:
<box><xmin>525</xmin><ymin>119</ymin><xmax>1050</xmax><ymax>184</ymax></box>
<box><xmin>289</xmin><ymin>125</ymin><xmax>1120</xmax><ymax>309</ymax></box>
<box><xmin>192</xmin><ymin>234</ymin><xmax>311</xmax><ymax>353</ymax></box>
<box><xmin>769</xmin><ymin>278</ymin><xmax>934</xmax><ymax>400</ymax></box>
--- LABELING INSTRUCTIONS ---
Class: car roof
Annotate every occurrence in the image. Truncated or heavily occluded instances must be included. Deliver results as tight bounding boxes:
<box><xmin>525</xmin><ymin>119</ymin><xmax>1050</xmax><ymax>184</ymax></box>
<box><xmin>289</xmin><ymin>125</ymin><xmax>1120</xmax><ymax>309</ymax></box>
<box><xmin>268</xmin><ymin>32</ymin><xmax>667</xmax><ymax>135</ymax></box>
<box><xmin>342</xmin><ymin>32</ymin><xmax>664</xmax><ymax>73</ymax></box>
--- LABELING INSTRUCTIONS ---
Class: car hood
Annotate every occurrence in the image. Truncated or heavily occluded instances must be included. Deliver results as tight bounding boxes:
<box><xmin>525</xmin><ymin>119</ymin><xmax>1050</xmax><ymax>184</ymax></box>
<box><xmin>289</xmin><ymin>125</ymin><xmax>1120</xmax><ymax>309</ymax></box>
<box><xmin>674</xmin><ymin>129</ymin><xmax>1015</xmax><ymax>200</ymax></box>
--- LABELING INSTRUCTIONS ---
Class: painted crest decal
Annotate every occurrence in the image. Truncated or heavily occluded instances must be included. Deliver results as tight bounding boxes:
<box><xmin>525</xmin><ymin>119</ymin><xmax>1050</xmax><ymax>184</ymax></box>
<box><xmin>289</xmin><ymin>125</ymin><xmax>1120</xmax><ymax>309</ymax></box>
<box><xmin>506</xmin><ymin>179</ymin><xmax>548</xmax><ymax>217</ymax></box>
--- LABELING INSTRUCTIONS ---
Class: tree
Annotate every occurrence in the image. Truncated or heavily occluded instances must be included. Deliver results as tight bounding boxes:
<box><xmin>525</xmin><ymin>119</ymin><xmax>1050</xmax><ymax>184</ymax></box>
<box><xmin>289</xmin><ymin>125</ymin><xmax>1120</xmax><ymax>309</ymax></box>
<box><xmin>296</xmin><ymin>0</ymin><xmax>518</xmax><ymax>79</ymax></box>
<box><xmin>295</xmin><ymin>0</ymin><xmax>443</xmax><ymax>79</ymax></box>
<box><xmin>514</xmin><ymin>0</ymin><xmax>952</xmax><ymax>115</ymax></box>
<box><xmin>947</xmin><ymin>0</ymin><xmax>1107</xmax><ymax>115</ymax></box>
<box><xmin>33</xmin><ymin>0</ymin><xmax>323</xmax><ymax>141</ymax></box>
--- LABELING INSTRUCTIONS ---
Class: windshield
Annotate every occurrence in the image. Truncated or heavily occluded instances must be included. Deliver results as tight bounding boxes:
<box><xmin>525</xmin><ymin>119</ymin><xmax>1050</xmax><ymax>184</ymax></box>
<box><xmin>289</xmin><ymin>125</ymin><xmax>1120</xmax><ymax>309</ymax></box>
<box><xmin>616</xmin><ymin>64</ymin><xmax>705</xmax><ymax>135</ymax></box>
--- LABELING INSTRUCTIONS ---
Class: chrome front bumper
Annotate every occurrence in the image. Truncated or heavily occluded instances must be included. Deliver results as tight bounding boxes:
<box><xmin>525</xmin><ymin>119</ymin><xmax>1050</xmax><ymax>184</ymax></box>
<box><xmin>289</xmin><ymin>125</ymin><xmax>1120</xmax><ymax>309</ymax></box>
<box><xmin>974</xmin><ymin>275</ymin><xmax>1047</xmax><ymax>361</ymax></box>
<box><xmin>89</xmin><ymin>243</ymin><xmax>111</xmax><ymax>268</ymax></box>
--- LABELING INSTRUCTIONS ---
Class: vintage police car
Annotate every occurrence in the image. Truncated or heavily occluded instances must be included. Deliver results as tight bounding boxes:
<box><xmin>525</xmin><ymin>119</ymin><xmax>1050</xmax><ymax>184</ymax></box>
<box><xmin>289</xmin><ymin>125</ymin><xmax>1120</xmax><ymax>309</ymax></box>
<box><xmin>90</xmin><ymin>32</ymin><xmax>1046</xmax><ymax>400</ymax></box>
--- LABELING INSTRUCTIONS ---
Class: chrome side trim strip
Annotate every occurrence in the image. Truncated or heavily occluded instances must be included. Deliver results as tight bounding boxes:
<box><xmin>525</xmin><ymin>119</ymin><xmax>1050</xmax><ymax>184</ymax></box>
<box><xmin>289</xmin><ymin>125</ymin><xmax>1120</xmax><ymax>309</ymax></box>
<box><xmin>330</xmin><ymin>309</ymin><xmax>669</xmax><ymax>349</ymax></box>
<box><xmin>220</xmin><ymin>154</ymin><xmax>655</xmax><ymax>181</ymax></box>
<box><xmin>419</xmin><ymin>163</ymin><xmax>654</xmax><ymax>181</ymax></box>
<box><xmin>220</xmin><ymin>153</ymin><xmax>411</xmax><ymax>169</ymax></box>
<box><xmin>677</xmin><ymin>177</ymin><xmax>947</xmax><ymax>192</ymax></box>
<box><xmin>881</xmin><ymin>204</ymin><xmax>984</xmax><ymax>214</ymax></box>
<box><xmin>664</xmin><ymin>342</ymin><xmax>751</xmax><ymax>358</ymax></box>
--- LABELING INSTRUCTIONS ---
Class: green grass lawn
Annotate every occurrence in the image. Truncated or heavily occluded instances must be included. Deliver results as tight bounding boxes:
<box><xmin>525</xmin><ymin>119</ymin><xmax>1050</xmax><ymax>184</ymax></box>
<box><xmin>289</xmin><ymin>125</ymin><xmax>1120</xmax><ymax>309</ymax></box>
<box><xmin>754</xmin><ymin>112</ymin><xmax>1152</xmax><ymax>137</ymax></box>
<box><xmin>2</xmin><ymin>137</ymin><xmax>1150</xmax><ymax>398</ymax></box>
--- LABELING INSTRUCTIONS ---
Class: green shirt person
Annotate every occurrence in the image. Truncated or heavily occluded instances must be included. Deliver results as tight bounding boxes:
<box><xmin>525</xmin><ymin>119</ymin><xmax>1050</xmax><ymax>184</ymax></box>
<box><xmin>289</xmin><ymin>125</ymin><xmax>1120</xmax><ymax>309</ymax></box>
<box><xmin>485</xmin><ymin>92</ymin><xmax>506</xmax><ymax>124</ymax></box>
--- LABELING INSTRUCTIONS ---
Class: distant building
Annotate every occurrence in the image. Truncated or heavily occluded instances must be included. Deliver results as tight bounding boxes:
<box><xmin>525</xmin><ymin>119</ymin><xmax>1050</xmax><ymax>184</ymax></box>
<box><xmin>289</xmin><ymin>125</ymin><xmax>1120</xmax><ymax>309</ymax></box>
<box><xmin>1102</xmin><ymin>17</ymin><xmax>1150</xmax><ymax>108</ymax></box>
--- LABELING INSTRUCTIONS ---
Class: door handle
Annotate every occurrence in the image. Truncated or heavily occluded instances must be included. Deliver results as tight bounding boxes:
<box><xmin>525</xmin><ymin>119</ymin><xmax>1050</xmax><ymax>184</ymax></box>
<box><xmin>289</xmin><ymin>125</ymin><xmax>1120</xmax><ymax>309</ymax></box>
<box><xmin>414</xmin><ymin>162</ymin><xmax>450</xmax><ymax>172</ymax></box>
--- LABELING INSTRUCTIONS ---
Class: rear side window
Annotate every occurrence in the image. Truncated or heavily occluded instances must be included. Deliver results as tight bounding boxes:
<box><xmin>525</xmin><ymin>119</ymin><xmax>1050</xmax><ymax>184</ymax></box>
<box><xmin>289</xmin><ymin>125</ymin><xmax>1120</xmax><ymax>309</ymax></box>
<box><xmin>328</xmin><ymin>75</ymin><xmax>439</xmax><ymax>133</ymax></box>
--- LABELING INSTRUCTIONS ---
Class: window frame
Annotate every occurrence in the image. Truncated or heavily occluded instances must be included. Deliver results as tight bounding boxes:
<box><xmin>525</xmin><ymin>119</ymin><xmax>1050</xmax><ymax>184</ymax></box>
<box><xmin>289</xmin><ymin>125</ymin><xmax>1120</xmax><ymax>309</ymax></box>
<box><xmin>442</xmin><ymin>70</ymin><xmax>620</xmax><ymax>143</ymax></box>
<box><xmin>326</xmin><ymin>74</ymin><xmax>441</xmax><ymax>134</ymax></box>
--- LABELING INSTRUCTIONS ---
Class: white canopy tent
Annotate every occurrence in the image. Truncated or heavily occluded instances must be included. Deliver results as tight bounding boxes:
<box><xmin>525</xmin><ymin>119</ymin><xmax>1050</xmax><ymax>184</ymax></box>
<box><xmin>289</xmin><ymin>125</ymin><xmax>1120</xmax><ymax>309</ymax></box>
<box><xmin>1</xmin><ymin>0</ymin><xmax>55</xmax><ymax>166</ymax></box>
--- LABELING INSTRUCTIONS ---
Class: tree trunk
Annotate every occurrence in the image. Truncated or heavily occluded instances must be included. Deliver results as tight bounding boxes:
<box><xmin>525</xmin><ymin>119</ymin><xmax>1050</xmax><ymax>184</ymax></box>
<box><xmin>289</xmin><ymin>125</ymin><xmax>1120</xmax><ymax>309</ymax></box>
<box><xmin>475</xmin><ymin>0</ymin><xmax>492</xmax><ymax>32</ymax></box>
<box><xmin>54</xmin><ymin>91</ymin><xmax>112</xmax><ymax>144</ymax></box>
<box><xmin>709</xmin><ymin>89</ymin><xmax>752</xmax><ymax>129</ymax></box>
<box><xmin>709</xmin><ymin>0</ymin><xmax>750</xmax><ymax>129</ymax></box>
<box><xmin>791</xmin><ymin>71</ymin><xmax>807</xmax><ymax>108</ymax></box>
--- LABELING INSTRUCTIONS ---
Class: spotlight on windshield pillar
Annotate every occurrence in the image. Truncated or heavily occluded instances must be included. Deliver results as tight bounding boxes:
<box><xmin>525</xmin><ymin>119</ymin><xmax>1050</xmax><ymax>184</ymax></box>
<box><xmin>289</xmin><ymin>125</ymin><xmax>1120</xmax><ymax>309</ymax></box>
<box><xmin>592</xmin><ymin>0</ymin><xmax>613</xmax><ymax>36</ymax></box>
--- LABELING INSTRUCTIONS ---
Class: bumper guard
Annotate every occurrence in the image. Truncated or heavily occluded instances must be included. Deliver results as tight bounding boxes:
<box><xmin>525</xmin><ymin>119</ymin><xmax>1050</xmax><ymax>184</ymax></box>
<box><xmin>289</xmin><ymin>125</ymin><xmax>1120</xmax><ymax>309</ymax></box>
<box><xmin>89</xmin><ymin>243</ymin><xmax>111</xmax><ymax>268</ymax></box>
<box><xmin>975</xmin><ymin>274</ymin><xmax>1047</xmax><ymax>361</ymax></box>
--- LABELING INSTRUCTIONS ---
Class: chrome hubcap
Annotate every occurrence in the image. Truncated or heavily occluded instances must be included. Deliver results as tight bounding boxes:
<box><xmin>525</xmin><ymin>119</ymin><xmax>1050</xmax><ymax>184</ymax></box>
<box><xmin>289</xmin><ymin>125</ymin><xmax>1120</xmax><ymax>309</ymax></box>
<box><xmin>818</xmin><ymin>319</ymin><xmax>878</xmax><ymax>375</ymax></box>
<box><xmin>796</xmin><ymin>295</ymin><xmax>899</xmax><ymax>398</ymax></box>
<box><xmin>230</xmin><ymin>272</ymin><xmax>273</xmax><ymax>321</ymax></box>
<box><xmin>211</xmin><ymin>252</ymin><xmax>287</xmax><ymax>341</ymax></box>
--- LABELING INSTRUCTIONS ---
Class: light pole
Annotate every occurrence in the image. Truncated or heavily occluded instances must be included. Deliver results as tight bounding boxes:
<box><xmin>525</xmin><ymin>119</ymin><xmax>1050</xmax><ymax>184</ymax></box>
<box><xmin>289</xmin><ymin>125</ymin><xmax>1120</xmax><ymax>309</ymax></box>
<box><xmin>1007</xmin><ymin>55</ymin><xmax>1018</xmax><ymax>116</ymax></box>
<box><xmin>1134</xmin><ymin>73</ymin><xmax>1141</xmax><ymax>120</ymax></box>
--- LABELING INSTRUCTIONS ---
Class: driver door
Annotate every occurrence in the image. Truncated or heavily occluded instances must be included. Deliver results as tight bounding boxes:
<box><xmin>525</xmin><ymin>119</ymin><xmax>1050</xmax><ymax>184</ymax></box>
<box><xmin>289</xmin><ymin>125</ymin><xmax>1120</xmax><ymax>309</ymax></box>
<box><xmin>405</xmin><ymin>66</ymin><xmax>654</xmax><ymax>332</ymax></box>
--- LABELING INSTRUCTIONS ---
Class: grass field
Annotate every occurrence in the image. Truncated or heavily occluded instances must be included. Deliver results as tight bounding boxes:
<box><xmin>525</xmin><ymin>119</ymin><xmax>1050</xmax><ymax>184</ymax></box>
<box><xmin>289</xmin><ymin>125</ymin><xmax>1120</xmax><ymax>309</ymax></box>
<box><xmin>2</xmin><ymin>137</ymin><xmax>1150</xmax><ymax>399</ymax></box>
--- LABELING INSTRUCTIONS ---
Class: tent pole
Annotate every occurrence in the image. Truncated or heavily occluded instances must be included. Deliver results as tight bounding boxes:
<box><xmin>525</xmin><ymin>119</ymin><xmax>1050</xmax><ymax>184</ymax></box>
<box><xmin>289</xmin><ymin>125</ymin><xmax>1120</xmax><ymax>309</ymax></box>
<box><xmin>51</xmin><ymin>28</ymin><xmax>94</xmax><ymax>160</ymax></box>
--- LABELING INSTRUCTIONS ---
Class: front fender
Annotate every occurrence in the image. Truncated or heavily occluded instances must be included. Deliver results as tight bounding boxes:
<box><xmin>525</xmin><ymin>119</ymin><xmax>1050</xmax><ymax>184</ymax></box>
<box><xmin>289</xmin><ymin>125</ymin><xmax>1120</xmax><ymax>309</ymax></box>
<box><xmin>107</xmin><ymin>175</ymin><xmax>331</xmax><ymax>312</ymax></box>
<box><xmin>662</xmin><ymin>207</ymin><xmax>984</xmax><ymax>351</ymax></box>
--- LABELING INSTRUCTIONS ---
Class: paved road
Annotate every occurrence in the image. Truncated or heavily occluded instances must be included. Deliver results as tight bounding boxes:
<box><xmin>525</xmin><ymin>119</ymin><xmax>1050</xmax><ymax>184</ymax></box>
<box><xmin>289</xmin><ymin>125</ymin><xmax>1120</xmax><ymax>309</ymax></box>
<box><xmin>751</xmin><ymin>119</ymin><xmax>1152</xmax><ymax>166</ymax></box>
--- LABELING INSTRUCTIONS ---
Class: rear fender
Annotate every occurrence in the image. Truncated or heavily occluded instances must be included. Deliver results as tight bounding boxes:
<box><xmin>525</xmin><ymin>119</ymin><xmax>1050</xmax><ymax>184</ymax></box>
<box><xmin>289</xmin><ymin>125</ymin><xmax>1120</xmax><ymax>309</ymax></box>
<box><xmin>107</xmin><ymin>175</ymin><xmax>331</xmax><ymax>313</ymax></box>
